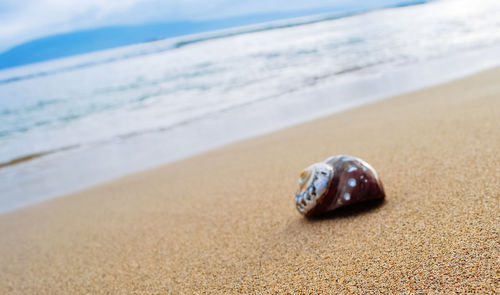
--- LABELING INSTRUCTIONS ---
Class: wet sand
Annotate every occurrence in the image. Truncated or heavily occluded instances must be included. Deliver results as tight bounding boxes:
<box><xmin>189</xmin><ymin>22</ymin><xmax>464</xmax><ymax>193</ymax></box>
<box><xmin>0</xmin><ymin>67</ymin><xmax>499</xmax><ymax>293</ymax></box>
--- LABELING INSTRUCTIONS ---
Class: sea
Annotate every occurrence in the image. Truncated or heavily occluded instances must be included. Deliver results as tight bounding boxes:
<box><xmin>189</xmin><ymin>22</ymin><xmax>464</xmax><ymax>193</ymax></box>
<box><xmin>1</xmin><ymin>0</ymin><xmax>500</xmax><ymax>213</ymax></box>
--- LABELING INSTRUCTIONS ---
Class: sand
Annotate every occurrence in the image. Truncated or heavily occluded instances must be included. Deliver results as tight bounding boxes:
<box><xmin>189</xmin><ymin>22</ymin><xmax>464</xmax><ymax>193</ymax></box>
<box><xmin>1</xmin><ymin>67</ymin><xmax>499</xmax><ymax>294</ymax></box>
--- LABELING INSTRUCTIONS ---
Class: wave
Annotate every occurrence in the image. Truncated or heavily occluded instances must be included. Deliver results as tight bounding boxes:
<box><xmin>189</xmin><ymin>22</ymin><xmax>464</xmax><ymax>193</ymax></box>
<box><xmin>0</xmin><ymin>57</ymin><xmax>388</xmax><ymax>169</ymax></box>
<box><xmin>0</xmin><ymin>0</ymin><xmax>429</xmax><ymax>86</ymax></box>
<box><xmin>174</xmin><ymin>0</ymin><xmax>431</xmax><ymax>49</ymax></box>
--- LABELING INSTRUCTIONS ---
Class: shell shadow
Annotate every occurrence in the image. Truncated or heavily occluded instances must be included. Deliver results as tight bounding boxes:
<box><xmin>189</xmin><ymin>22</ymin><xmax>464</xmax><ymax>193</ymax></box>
<box><xmin>280</xmin><ymin>199</ymin><xmax>387</xmax><ymax>242</ymax></box>
<box><xmin>306</xmin><ymin>198</ymin><xmax>386</xmax><ymax>222</ymax></box>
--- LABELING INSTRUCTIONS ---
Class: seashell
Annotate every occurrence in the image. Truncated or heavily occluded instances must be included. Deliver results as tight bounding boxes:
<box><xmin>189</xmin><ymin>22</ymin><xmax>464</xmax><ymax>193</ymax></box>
<box><xmin>294</xmin><ymin>155</ymin><xmax>385</xmax><ymax>218</ymax></box>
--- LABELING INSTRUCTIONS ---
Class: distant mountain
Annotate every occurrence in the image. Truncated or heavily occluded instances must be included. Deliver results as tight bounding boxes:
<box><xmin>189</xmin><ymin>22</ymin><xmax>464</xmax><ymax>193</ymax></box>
<box><xmin>0</xmin><ymin>11</ymin><xmax>331</xmax><ymax>70</ymax></box>
<box><xmin>0</xmin><ymin>0</ymin><xmax>428</xmax><ymax>70</ymax></box>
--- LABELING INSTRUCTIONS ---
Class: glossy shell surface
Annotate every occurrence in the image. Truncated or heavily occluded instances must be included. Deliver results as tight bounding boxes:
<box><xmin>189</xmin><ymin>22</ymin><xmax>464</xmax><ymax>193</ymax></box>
<box><xmin>294</xmin><ymin>155</ymin><xmax>385</xmax><ymax>217</ymax></box>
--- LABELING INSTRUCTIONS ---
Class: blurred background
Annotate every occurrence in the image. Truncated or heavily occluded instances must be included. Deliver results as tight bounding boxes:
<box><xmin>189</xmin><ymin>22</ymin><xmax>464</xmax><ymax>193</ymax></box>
<box><xmin>1</xmin><ymin>0</ymin><xmax>499</xmax><ymax>213</ymax></box>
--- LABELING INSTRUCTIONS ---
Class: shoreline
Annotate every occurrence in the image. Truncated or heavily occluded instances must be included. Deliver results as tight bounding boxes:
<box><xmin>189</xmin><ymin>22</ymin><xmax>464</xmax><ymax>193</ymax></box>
<box><xmin>1</xmin><ymin>44</ymin><xmax>500</xmax><ymax>215</ymax></box>
<box><xmin>0</xmin><ymin>66</ymin><xmax>498</xmax><ymax>292</ymax></box>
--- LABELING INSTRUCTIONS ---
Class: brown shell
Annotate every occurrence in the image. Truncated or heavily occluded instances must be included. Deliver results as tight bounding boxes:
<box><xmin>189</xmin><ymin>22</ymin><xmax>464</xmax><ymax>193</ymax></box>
<box><xmin>301</xmin><ymin>155</ymin><xmax>385</xmax><ymax>218</ymax></box>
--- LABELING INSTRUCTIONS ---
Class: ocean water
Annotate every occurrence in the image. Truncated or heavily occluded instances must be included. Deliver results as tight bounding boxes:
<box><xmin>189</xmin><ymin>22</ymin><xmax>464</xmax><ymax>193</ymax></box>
<box><xmin>1</xmin><ymin>0</ymin><xmax>500</xmax><ymax>213</ymax></box>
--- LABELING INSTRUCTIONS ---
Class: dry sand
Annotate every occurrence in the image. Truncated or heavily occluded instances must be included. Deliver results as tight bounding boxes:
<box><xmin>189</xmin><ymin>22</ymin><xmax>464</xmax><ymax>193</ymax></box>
<box><xmin>1</xmin><ymin>67</ymin><xmax>499</xmax><ymax>294</ymax></box>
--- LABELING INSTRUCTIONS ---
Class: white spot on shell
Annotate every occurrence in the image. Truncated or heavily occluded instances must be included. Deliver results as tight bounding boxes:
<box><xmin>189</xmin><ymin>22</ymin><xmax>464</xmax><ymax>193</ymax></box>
<box><xmin>348</xmin><ymin>178</ymin><xmax>356</xmax><ymax>187</ymax></box>
<box><xmin>347</xmin><ymin>165</ymin><xmax>357</xmax><ymax>172</ymax></box>
<box><xmin>344</xmin><ymin>192</ymin><xmax>351</xmax><ymax>201</ymax></box>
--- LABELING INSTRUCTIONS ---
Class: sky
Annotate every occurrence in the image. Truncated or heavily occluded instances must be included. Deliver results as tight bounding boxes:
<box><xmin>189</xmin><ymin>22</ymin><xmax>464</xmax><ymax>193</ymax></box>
<box><xmin>0</xmin><ymin>0</ymin><xmax>405</xmax><ymax>52</ymax></box>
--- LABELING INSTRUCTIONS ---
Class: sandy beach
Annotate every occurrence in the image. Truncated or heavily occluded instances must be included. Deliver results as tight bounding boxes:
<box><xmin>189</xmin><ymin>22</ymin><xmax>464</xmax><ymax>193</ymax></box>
<box><xmin>1</xmin><ymin>67</ymin><xmax>499</xmax><ymax>293</ymax></box>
